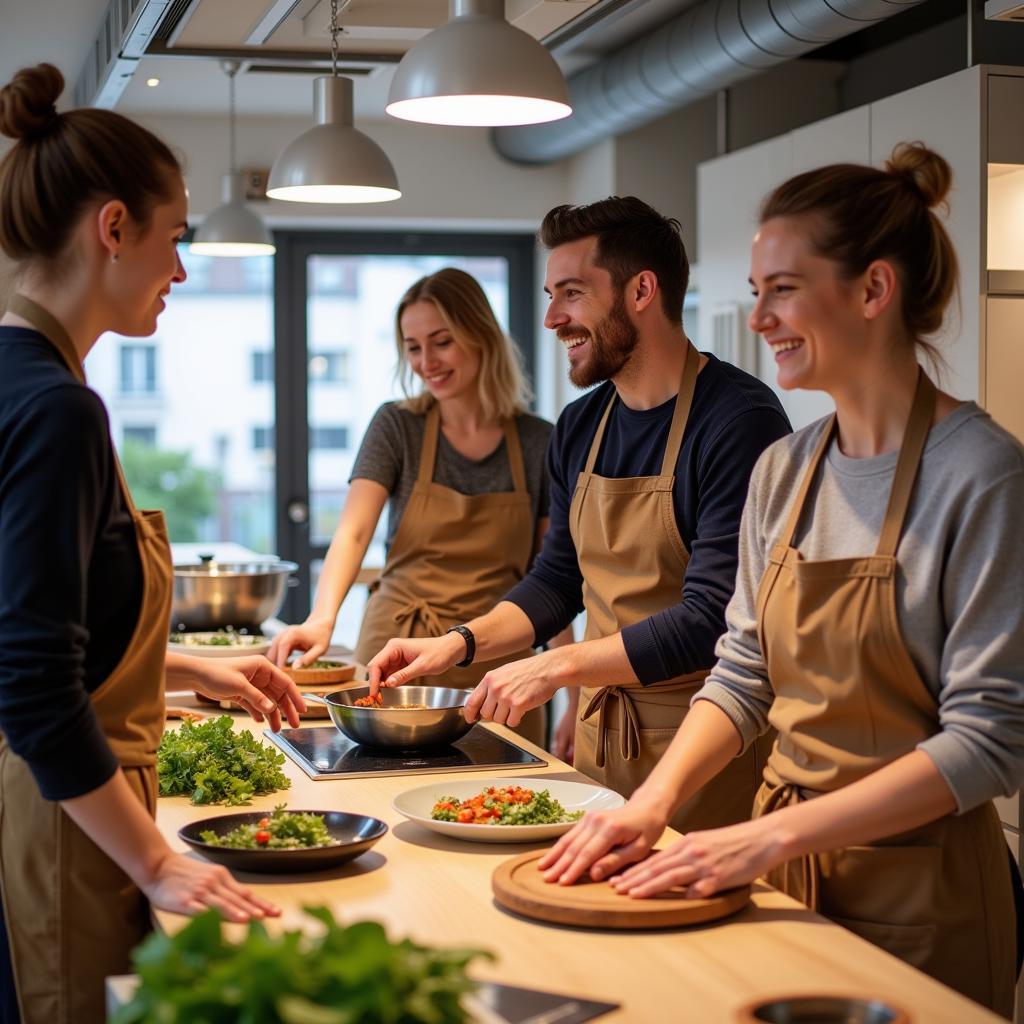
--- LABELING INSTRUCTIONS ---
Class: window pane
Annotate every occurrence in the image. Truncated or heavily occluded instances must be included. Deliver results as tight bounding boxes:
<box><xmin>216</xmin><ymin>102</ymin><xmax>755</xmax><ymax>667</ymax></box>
<box><xmin>86</xmin><ymin>247</ymin><xmax>275</xmax><ymax>550</ymax></box>
<box><xmin>306</xmin><ymin>254</ymin><xmax>511</xmax><ymax>564</ymax></box>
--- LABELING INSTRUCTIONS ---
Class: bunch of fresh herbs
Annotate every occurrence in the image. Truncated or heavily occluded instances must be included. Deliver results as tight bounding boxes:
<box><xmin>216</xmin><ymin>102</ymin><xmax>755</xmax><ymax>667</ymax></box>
<box><xmin>158</xmin><ymin>716</ymin><xmax>290</xmax><ymax>806</ymax></box>
<box><xmin>111</xmin><ymin>906</ymin><xmax>493</xmax><ymax>1024</ymax></box>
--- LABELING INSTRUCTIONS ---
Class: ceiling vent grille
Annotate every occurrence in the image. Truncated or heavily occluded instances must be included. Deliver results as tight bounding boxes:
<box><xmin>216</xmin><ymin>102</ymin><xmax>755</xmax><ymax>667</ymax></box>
<box><xmin>74</xmin><ymin>0</ymin><xmax>174</xmax><ymax>108</ymax></box>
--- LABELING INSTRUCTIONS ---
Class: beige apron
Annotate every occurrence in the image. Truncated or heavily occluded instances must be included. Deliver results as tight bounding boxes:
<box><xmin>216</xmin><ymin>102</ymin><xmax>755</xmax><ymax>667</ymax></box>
<box><xmin>753</xmin><ymin>370</ymin><xmax>1015</xmax><ymax>1015</ymax></box>
<box><xmin>355</xmin><ymin>404</ymin><xmax>545</xmax><ymax>746</ymax></box>
<box><xmin>0</xmin><ymin>295</ymin><xmax>173</xmax><ymax>1024</ymax></box>
<box><xmin>570</xmin><ymin>344</ymin><xmax>771</xmax><ymax>832</ymax></box>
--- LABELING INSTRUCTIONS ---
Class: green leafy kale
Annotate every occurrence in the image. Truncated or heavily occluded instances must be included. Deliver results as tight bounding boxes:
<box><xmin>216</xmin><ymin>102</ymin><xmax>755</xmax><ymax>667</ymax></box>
<box><xmin>158</xmin><ymin>716</ymin><xmax>290</xmax><ymax>806</ymax></box>
<box><xmin>111</xmin><ymin>906</ymin><xmax>493</xmax><ymax>1024</ymax></box>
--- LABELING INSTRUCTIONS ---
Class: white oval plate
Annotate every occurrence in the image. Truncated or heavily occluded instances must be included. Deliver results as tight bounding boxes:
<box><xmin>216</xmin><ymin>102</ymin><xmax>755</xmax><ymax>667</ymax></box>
<box><xmin>168</xmin><ymin>633</ymin><xmax>271</xmax><ymax>658</ymax></box>
<box><xmin>392</xmin><ymin>776</ymin><xmax>625</xmax><ymax>843</ymax></box>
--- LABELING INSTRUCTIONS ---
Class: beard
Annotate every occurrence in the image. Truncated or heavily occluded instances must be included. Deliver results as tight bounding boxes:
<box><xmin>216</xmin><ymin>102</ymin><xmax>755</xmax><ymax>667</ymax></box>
<box><xmin>565</xmin><ymin>291</ymin><xmax>639</xmax><ymax>388</ymax></box>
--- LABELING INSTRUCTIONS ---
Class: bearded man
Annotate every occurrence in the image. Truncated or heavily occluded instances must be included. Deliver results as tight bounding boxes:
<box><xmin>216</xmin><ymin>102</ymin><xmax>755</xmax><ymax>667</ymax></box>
<box><xmin>368</xmin><ymin>197</ymin><xmax>791</xmax><ymax>831</ymax></box>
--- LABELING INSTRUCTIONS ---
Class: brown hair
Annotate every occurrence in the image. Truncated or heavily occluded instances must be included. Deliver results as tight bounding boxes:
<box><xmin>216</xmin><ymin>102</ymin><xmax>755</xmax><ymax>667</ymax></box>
<box><xmin>539</xmin><ymin>196</ymin><xmax>689</xmax><ymax>324</ymax></box>
<box><xmin>759</xmin><ymin>141</ymin><xmax>957</xmax><ymax>365</ymax></box>
<box><xmin>394</xmin><ymin>267</ymin><xmax>531</xmax><ymax>421</ymax></box>
<box><xmin>0</xmin><ymin>63</ymin><xmax>182</xmax><ymax>271</ymax></box>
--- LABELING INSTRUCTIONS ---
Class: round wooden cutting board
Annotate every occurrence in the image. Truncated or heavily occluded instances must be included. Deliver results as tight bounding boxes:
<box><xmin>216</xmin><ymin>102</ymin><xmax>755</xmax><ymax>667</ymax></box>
<box><xmin>492</xmin><ymin>849</ymin><xmax>751</xmax><ymax>930</ymax></box>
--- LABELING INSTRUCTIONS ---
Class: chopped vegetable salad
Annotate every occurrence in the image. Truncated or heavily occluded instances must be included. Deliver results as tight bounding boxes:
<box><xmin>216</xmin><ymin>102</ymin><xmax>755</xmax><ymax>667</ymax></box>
<box><xmin>431</xmin><ymin>786</ymin><xmax>583</xmax><ymax>826</ymax></box>
<box><xmin>199</xmin><ymin>805</ymin><xmax>336</xmax><ymax>849</ymax></box>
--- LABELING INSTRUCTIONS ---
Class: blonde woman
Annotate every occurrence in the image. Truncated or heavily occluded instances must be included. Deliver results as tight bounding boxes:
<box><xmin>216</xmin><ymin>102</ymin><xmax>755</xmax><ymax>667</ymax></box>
<box><xmin>271</xmin><ymin>268</ymin><xmax>570</xmax><ymax>746</ymax></box>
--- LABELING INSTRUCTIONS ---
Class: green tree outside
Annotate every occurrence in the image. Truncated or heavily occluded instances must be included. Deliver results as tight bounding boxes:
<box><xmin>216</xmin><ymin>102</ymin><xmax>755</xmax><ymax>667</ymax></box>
<box><xmin>121</xmin><ymin>443</ymin><xmax>220</xmax><ymax>542</ymax></box>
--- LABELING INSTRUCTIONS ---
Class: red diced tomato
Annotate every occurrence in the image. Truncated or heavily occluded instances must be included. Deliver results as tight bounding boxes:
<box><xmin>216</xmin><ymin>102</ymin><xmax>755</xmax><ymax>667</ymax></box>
<box><xmin>255</xmin><ymin>829</ymin><xmax>271</xmax><ymax>845</ymax></box>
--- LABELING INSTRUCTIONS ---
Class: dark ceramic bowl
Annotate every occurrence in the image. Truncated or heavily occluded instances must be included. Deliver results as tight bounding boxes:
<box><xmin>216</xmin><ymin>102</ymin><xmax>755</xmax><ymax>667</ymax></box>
<box><xmin>179</xmin><ymin>809</ymin><xmax>387</xmax><ymax>873</ymax></box>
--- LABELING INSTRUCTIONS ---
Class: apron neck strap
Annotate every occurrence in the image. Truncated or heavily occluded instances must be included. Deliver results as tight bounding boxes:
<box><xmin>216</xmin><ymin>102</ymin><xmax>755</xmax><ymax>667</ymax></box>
<box><xmin>420</xmin><ymin>404</ymin><xmax>527</xmax><ymax>492</ymax></box>
<box><xmin>7</xmin><ymin>294</ymin><xmax>86</xmax><ymax>385</ymax></box>
<box><xmin>779</xmin><ymin>369</ymin><xmax>937</xmax><ymax>554</ymax></box>
<box><xmin>8</xmin><ymin>293</ymin><xmax>140</xmax><ymax>513</ymax></box>
<box><xmin>660</xmin><ymin>342</ymin><xmax>700</xmax><ymax>477</ymax></box>
<box><xmin>582</xmin><ymin>341</ymin><xmax>700</xmax><ymax>478</ymax></box>
<box><xmin>778</xmin><ymin>416</ymin><xmax>837</xmax><ymax>549</ymax></box>
<box><xmin>418</xmin><ymin>403</ymin><xmax>442</xmax><ymax>484</ymax></box>
<box><xmin>502</xmin><ymin>416</ymin><xmax>528</xmax><ymax>493</ymax></box>
<box><xmin>876</xmin><ymin>368</ymin><xmax>936</xmax><ymax>558</ymax></box>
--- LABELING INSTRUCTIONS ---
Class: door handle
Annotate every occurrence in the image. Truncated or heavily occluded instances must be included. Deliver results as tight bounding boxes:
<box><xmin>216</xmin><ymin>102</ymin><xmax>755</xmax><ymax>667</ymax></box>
<box><xmin>286</xmin><ymin>499</ymin><xmax>309</xmax><ymax>525</ymax></box>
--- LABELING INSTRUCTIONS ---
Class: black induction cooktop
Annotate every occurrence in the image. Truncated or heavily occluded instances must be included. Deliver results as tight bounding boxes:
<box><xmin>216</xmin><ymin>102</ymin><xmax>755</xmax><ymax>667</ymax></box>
<box><xmin>265</xmin><ymin>725</ymin><xmax>546</xmax><ymax>780</ymax></box>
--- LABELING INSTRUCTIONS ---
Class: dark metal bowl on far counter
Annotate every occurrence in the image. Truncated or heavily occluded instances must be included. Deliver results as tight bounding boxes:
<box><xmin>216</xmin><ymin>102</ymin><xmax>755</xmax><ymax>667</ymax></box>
<box><xmin>737</xmin><ymin>996</ymin><xmax>909</xmax><ymax>1024</ymax></box>
<box><xmin>304</xmin><ymin>685</ymin><xmax>474</xmax><ymax>749</ymax></box>
<box><xmin>172</xmin><ymin>557</ymin><xmax>298</xmax><ymax>631</ymax></box>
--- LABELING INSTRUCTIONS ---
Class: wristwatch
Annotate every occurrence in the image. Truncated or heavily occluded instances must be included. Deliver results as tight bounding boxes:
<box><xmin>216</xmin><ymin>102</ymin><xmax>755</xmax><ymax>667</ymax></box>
<box><xmin>445</xmin><ymin>625</ymin><xmax>475</xmax><ymax>667</ymax></box>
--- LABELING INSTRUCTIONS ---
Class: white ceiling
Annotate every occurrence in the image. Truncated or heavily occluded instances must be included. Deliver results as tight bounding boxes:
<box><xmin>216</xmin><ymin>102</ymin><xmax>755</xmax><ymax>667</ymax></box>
<box><xmin>1</xmin><ymin>0</ymin><xmax>698</xmax><ymax>121</ymax></box>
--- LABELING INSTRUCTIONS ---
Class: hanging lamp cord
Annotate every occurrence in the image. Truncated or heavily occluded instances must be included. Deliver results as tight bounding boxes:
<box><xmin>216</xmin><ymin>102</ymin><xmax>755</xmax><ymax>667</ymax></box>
<box><xmin>227</xmin><ymin>64</ymin><xmax>237</xmax><ymax>174</ymax></box>
<box><xmin>330</xmin><ymin>0</ymin><xmax>339</xmax><ymax>77</ymax></box>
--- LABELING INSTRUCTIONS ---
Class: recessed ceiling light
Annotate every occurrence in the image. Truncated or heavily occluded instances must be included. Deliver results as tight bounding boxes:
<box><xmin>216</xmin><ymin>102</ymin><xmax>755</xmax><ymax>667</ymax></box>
<box><xmin>146</xmin><ymin>77</ymin><xmax>160</xmax><ymax>87</ymax></box>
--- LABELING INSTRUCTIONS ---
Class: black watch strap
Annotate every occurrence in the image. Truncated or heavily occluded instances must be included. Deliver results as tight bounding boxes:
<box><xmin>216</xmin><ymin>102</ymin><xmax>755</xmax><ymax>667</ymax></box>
<box><xmin>446</xmin><ymin>625</ymin><xmax>475</xmax><ymax>668</ymax></box>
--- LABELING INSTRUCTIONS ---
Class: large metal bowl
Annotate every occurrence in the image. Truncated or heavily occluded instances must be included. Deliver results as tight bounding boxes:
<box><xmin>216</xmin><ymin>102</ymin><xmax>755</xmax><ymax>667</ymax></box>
<box><xmin>172</xmin><ymin>559</ymin><xmax>299</xmax><ymax>631</ymax></box>
<box><xmin>737</xmin><ymin>996</ymin><xmax>909</xmax><ymax>1023</ymax></box>
<box><xmin>309</xmin><ymin>685</ymin><xmax>474</xmax><ymax>749</ymax></box>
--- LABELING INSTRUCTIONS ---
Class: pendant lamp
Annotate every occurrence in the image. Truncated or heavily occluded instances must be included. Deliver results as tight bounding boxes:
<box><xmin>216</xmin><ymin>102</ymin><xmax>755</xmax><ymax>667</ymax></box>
<box><xmin>386</xmin><ymin>0</ymin><xmax>572</xmax><ymax>127</ymax></box>
<box><xmin>190</xmin><ymin>61</ymin><xmax>276</xmax><ymax>256</ymax></box>
<box><xmin>266</xmin><ymin>0</ymin><xmax>400</xmax><ymax>204</ymax></box>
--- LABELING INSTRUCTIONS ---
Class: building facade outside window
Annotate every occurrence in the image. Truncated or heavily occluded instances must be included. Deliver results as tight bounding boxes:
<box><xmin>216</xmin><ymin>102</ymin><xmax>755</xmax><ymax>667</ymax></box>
<box><xmin>251</xmin><ymin>350</ymin><xmax>273</xmax><ymax>383</ymax></box>
<box><xmin>119</xmin><ymin>344</ymin><xmax>157</xmax><ymax>395</ymax></box>
<box><xmin>308</xmin><ymin>351</ymin><xmax>349</xmax><ymax>384</ymax></box>
<box><xmin>310</xmin><ymin>426</ymin><xmax>349</xmax><ymax>450</ymax></box>
<box><xmin>252</xmin><ymin>426</ymin><xmax>274</xmax><ymax>451</ymax></box>
<box><xmin>123</xmin><ymin>425</ymin><xmax>157</xmax><ymax>447</ymax></box>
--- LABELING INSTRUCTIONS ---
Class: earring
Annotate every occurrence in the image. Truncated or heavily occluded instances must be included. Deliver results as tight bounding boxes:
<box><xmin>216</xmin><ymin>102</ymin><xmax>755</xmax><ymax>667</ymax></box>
<box><xmin>111</xmin><ymin>253</ymin><xmax>119</xmax><ymax>264</ymax></box>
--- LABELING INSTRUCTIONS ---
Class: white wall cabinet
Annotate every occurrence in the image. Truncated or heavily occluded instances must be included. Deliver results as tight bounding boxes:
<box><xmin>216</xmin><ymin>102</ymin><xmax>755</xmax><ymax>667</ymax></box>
<box><xmin>698</xmin><ymin>66</ymin><xmax>989</xmax><ymax>429</ymax></box>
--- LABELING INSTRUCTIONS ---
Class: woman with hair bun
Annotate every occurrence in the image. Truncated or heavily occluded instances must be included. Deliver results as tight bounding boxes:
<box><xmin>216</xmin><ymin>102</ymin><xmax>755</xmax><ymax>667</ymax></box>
<box><xmin>0</xmin><ymin>64</ymin><xmax>306</xmax><ymax>1023</ymax></box>
<box><xmin>270</xmin><ymin>267</ymin><xmax>572</xmax><ymax>747</ymax></box>
<box><xmin>541</xmin><ymin>142</ymin><xmax>1024</xmax><ymax>1013</ymax></box>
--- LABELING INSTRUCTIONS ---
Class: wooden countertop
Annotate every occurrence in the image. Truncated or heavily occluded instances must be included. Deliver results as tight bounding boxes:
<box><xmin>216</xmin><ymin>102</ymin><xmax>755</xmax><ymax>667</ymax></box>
<box><xmin>154</xmin><ymin>708</ymin><xmax>1002</xmax><ymax>1023</ymax></box>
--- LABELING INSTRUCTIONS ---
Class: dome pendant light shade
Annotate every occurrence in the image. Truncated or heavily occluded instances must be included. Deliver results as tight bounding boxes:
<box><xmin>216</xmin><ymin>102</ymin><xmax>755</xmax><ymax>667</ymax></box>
<box><xmin>267</xmin><ymin>76</ymin><xmax>401</xmax><ymax>204</ymax></box>
<box><xmin>191</xmin><ymin>60</ymin><xmax>275</xmax><ymax>257</ymax></box>
<box><xmin>191</xmin><ymin>173</ymin><xmax>276</xmax><ymax>256</ymax></box>
<box><xmin>386</xmin><ymin>0</ymin><xmax>572</xmax><ymax>127</ymax></box>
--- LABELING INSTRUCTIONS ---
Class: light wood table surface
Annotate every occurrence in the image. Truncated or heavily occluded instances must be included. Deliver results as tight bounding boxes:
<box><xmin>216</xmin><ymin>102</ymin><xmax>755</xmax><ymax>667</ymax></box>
<box><xmin>154</xmin><ymin>708</ymin><xmax>1003</xmax><ymax>1024</ymax></box>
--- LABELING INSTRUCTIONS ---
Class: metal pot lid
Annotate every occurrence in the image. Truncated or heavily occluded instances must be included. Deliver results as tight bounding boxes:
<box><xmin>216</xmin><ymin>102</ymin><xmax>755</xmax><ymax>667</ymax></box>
<box><xmin>173</xmin><ymin>559</ymin><xmax>299</xmax><ymax>576</ymax></box>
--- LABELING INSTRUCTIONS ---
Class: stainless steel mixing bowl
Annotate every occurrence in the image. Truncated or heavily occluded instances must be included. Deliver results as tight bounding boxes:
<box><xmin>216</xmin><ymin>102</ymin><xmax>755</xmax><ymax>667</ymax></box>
<box><xmin>305</xmin><ymin>686</ymin><xmax>474</xmax><ymax>748</ymax></box>
<box><xmin>171</xmin><ymin>559</ymin><xmax>299</xmax><ymax>631</ymax></box>
<box><xmin>738</xmin><ymin>997</ymin><xmax>908</xmax><ymax>1024</ymax></box>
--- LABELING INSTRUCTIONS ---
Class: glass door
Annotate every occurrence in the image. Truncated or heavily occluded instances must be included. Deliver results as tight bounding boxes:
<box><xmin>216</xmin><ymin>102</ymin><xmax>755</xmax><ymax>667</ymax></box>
<box><xmin>86</xmin><ymin>248</ymin><xmax>276</xmax><ymax>562</ymax></box>
<box><xmin>273</xmin><ymin>231</ymin><xmax>537</xmax><ymax>636</ymax></box>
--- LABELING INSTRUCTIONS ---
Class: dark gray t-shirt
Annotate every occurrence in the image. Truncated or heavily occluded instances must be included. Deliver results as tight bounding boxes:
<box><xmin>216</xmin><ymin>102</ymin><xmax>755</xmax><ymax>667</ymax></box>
<box><xmin>350</xmin><ymin>402</ymin><xmax>553</xmax><ymax>552</ymax></box>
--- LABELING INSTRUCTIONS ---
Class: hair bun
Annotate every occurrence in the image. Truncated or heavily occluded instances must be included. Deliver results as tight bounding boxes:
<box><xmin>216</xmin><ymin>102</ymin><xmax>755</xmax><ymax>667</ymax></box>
<box><xmin>885</xmin><ymin>141</ymin><xmax>952</xmax><ymax>209</ymax></box>
<box><xmin>0</xmin><ymin>63</ymin><xmax>64</xmax><ymax>141</ymax></box>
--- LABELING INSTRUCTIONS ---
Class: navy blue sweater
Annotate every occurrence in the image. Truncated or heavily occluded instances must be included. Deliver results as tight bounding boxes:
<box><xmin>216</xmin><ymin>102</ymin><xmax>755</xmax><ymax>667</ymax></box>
<box><xmin>505</xmin><ymin>353</ymin><xmax>791</xmax><ymax>684</ymax></box>
<box><xmin>0</xmin><ymin>326</ymin><xmax>142</xmax><ymax>799</ymax></box>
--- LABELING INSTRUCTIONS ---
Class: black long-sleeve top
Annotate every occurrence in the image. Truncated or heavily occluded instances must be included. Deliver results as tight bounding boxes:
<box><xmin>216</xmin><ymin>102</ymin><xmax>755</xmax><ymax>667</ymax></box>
<box><xmin>0</xmin><ymin>326</ymin><xmax>142</xmax><ymax>799</ymax></box>
<box><xmin>505</xmin><ymin>353</ymin><xmax>791</xmax><ymax>684</ymax></box>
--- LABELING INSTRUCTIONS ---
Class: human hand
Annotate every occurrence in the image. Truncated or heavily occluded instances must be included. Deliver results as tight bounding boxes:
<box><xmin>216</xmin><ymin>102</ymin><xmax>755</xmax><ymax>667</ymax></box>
<box><xmin>551</xmin><ymin>687</ymin><xmax>580</xmax><ymax>764</ymax></box>
<box><xmin>142</xmin><ymin>849</ymin><xmax>280</xmax><ymax>923</ymax></box>
<box><xmin>536</xmin><ymin>797</ymin><xmax>667</xmax><ymax>886</ymax></box>
<box><xmin>192</xmin><ymin>655</ymin><xmax>306</xmax><ymax>731</ymax></box>
<box><xmin>609</xmin><ymin>816</ymin><xmax>787</xmax><ymax>899</ymax></box>
<box><xmin>268</xmin><ymin>618</ymin><xmax>333</xmax><ymax>668</ymax></box>
<box><xmin>465</xmin><ymin>651</ymin><xmax>563</xmax><ymax>729</ymax></box>
<box><xmin>367</xmin><ymin>633</ymin><xmax>465</xmax><ymax>695</ymax></box>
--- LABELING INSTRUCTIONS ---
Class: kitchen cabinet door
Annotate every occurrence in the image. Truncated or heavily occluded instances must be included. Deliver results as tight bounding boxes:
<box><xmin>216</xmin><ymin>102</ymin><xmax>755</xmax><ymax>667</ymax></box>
<box><xmin>986</xmin><ymin>297</ymin><xmax>1024</xmax><ymax>445</ymax></box>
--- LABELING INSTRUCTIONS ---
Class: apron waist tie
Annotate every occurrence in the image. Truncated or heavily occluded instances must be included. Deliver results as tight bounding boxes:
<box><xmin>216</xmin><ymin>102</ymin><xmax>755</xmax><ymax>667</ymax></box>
<box><xmin>761</xmin><ymin>781</ymin><xmax>820</xmax><ymax>912</ymax></box>
<box><xmin>580</xmin><ymin>687</ymin><xmax>641</xmax><ymax>768</ymax></box>
<box><xmin>392</xmin><ymin>598</ymin><xmax>446</xmax><ymax>639</ymax></box>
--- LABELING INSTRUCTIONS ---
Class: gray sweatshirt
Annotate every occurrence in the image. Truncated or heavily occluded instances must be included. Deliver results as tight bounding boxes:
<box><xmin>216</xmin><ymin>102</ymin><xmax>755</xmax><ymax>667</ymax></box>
<box><xmin>695</xmin><ymin>402</ymin><xmax>1024</xmax><ymax>813</ymax></box>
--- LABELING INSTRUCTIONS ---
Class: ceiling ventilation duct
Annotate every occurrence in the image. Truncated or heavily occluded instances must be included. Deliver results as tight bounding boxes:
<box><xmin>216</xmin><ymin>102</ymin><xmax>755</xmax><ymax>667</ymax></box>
<box><xmin>493</xmin><ymin>0</ymin><xmax>927</xmax><ymax>164</ymax></box>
